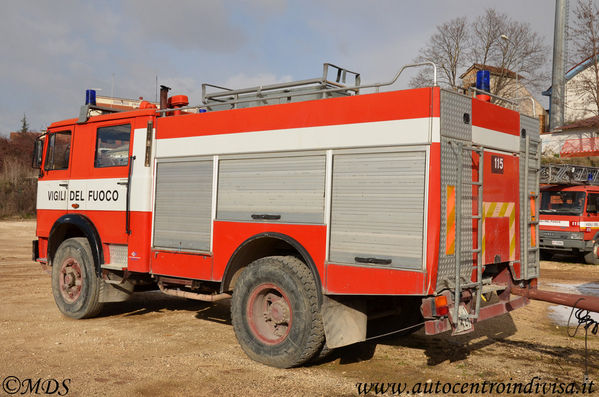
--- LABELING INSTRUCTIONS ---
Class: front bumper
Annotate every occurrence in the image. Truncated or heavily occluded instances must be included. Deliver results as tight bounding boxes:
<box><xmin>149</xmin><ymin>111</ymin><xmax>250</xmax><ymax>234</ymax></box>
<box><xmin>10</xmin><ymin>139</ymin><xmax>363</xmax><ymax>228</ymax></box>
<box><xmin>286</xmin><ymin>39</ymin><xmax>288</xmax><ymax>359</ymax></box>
<box><xmin>539</xmin><ymin>231</ymin><xmax>591</xmax><ymax>252</ymax></box>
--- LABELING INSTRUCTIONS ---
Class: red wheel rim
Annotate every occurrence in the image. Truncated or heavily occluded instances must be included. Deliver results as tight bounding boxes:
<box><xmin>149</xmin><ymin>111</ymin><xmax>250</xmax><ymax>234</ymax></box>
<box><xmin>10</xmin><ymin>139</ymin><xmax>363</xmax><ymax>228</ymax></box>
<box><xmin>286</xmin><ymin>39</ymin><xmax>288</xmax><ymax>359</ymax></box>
<box><xmin>247</xmin><ymin>283</ymin><xmax>292</xmax><ymax>345</ymax></box>
<box><xmin>59</xmin><ymin>258</ymin><xmax>83</xmax><ymax>303</ymax></box>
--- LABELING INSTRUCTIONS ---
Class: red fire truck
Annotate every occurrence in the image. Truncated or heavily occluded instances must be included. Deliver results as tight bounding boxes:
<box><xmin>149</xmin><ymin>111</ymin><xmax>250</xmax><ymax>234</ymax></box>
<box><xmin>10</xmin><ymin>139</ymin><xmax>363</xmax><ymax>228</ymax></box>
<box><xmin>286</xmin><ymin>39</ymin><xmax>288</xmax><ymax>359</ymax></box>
<box><xmin>32</xmin><ymin>63</ymin><xmax>542</xmax><ymax>368</ymax></box>
<box><xmin>539</xmin><ymin>164</ymin><xmax>599</xmax><ymax>264</ymax></box>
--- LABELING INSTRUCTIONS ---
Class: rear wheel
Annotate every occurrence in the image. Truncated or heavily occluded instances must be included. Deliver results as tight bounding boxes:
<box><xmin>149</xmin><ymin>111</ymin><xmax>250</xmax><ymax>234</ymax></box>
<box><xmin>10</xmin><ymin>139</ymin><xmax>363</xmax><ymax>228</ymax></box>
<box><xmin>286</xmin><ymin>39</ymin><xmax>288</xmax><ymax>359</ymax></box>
<box><xmin>231</xmin><ymin>256</ymin><xmax>324</xmax><ymax>368</ymax></box>
<box><xmin>51</xmin><ymin>237</ymin><xmax>104</xmax><ymax>319</ymax></box>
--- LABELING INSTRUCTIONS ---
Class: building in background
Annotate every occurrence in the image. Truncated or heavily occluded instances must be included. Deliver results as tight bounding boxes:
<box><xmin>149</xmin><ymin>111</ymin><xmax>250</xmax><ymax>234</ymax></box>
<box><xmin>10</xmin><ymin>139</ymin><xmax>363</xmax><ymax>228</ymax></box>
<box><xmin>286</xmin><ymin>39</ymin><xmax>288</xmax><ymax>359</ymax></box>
<box><xmin>542</xmin><ymin>115</ymin><xmax>599</xmax><ymax>158</ymax></box>
<box><xmin>563</xmin><ymin>55</ymin><xmax>599</xmax><ymax>124</ymax></box>
<box><xmin>541</xmin><ymin>56</ymin><xmax>599</xmax><ymax>159</ymax></box>
<box><xmin>543</xmin><ymin>55</ymin><xmax>599</xmax><ymax>126</ymax></box>
<box><xmin>460</xmin><ymin>63</ymin><xmax>547</xmax><ymax>132</ymax></box>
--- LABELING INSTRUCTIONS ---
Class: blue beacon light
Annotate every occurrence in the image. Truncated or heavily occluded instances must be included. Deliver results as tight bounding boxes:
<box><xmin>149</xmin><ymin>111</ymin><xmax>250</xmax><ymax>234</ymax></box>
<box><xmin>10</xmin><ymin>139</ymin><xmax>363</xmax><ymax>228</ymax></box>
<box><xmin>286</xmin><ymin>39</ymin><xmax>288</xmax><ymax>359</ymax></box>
<box><xmin>475</xmin><ymin>70</ymin><xmax>491</xmax><ymax>102</ymax></box>
<box><xmin>85</xmin><ymin>89</ymin><xmax>97</xmax><ymax>106</ymax></box>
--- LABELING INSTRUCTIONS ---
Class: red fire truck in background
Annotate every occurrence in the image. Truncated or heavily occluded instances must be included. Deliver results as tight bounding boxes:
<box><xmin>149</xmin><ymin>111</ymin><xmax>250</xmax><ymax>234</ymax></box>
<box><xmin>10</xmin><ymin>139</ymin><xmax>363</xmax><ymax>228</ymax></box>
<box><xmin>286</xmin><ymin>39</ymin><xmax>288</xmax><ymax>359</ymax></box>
<box><xmin>539</xmin><ymin>164</ymin><xmax>599</xmax><ymax>264</ymax></box>
<box><xmin>32</xmin><ymin>63</ymin><xmax>541</xmax><ymax>368</ymax></box>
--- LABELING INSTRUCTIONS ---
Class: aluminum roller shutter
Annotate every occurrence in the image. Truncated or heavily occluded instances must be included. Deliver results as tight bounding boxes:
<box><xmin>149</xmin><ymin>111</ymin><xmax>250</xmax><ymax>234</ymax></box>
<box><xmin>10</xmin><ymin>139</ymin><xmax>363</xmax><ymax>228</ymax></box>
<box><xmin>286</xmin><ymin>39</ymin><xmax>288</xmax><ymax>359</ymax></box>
<box><xmin>153</xmin><ymin>159</ymin><xmax>213</xmax><ymax>251</ymax></box>
<box><xmin>217</xmin><ymin>154</ymin><xmax>325</xmax><ymax>224</ymax></box>
<box><xmin>329</xmin><ymin>150</ymin><xmax>426</xmax><ymax>269</ymax></box>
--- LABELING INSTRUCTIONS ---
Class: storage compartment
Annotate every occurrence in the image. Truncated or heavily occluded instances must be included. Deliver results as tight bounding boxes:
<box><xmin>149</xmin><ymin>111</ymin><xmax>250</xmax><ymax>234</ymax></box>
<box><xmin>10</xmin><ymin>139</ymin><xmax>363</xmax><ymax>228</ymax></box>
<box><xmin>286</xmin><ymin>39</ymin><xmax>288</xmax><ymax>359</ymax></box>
<box><xmin>329</xmin><ymin>149</ymin><xmax>427</xmax><ymax>269</ymax></box>
<box><xmin>217</xmin><ymin>154</ymin><xmax>326</xmax><ymax>224</ymax></box>
<box><xmin>153</xmin><ymin>159</ymin><xmax>213</xmax><ymax>251</ymax></box>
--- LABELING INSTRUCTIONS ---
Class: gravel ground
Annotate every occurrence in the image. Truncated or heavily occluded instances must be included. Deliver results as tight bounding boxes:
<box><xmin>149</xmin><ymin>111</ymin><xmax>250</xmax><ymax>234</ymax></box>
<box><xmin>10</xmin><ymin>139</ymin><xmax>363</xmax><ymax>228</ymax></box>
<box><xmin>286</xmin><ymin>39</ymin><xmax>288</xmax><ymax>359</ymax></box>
<box><xmin>1</xmin><ymin>220</ymin><xmax>598</xmax><ymax>396</ymax></box>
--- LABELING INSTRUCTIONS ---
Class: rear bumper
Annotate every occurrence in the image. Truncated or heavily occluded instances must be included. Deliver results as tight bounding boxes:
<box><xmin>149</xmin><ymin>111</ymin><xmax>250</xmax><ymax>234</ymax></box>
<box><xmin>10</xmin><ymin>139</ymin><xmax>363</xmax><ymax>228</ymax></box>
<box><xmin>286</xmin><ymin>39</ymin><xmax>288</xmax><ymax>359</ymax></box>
<box><xmin>423</xmin><ymin>295</ymin><xmax>529</xmax><ymax>335</ymax></box>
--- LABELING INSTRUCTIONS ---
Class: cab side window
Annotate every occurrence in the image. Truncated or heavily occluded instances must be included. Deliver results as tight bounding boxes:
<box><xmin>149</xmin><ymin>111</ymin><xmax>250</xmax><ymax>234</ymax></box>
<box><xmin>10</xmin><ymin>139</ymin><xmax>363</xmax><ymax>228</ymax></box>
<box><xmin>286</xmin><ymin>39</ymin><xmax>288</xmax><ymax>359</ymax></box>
<box><xmin>94</xmin><ymin>124</ymin><xmax>131</xmax><ymax>168</ymax></box>
<box><xmin>44</xmin><ymin>131</ymin><xmax>71</xmax><ymax>171</ymax></box>
<box><xmin>587</xmin><ymin>193</ymin><xmax>599</xmax><ymax>213</ymax></box>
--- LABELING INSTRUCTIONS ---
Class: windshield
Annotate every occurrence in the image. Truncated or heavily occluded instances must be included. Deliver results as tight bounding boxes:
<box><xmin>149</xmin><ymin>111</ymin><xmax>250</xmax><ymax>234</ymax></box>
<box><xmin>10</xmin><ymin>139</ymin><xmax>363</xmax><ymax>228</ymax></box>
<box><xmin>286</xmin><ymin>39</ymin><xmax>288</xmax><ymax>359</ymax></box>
<box><xmin>540</xmin><ymin>191</ymin><xmax>585</xmax><ymax>215</ymax></box>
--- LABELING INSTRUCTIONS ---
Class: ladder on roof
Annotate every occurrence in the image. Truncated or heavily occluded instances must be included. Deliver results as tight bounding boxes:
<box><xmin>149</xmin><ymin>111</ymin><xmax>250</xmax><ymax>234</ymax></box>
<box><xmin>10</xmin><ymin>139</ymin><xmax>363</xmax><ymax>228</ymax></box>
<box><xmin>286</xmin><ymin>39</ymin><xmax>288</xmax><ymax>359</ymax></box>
<box><xmin>201</xmin><ymin>63</ymin><xmax>361</xmax><ymax>111</ymax></box>
<box><xmin>540</xmin><ymin>164</ymin><xmax>599</xmax><ymax>185</ymax></box>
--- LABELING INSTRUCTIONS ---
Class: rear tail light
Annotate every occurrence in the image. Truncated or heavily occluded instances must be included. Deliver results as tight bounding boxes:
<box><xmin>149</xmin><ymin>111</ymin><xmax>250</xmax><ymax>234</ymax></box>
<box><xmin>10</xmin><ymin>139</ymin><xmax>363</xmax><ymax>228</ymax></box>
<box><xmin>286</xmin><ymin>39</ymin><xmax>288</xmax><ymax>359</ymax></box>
<box><xmin>435</xmin><ymin>295</ymin><xmax>449</xmax><ymax>317</ymax></box>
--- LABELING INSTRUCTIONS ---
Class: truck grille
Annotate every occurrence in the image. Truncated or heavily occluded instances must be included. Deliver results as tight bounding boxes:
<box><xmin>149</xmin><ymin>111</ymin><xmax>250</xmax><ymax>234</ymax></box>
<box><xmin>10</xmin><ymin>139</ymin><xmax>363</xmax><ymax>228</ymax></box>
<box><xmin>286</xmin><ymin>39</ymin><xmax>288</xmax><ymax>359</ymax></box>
<box><xmin>539</xmin><ymin>230</ymin><xmax>572</xmax><ymax>239</ymax></box>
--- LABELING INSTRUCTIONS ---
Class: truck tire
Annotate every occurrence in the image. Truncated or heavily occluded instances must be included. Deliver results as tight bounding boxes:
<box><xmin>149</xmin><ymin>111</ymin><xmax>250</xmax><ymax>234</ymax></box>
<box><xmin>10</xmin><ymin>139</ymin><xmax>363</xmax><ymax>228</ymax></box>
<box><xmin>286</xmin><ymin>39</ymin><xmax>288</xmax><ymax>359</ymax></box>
<box><xmin>51</xmin><ymin>237</ymin><xmax>104</xmax><ymax>319</ymax></box>
<box><xmin>231</xmin><ymin>256</ymin><xmax>324</xmax><ymax>368</ymax></box>
<box><xmin>584</xmin><ymin>249</ymin><xmax>599</xmax><ymax>265</ymax></box>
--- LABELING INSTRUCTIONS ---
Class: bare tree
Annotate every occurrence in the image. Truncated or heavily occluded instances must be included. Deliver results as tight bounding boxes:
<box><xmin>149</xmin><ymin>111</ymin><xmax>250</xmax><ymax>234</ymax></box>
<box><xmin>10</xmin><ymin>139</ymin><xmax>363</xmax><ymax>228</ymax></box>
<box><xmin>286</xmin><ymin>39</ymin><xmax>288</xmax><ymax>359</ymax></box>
<box><xmin>410</xmin><ymin>9</ymin><xmax>549</xmax><ymax>104</ymax></box>
<box><xmin>411</xmin><ymin>17</ymin><xmax>469</xmax><ymax>89</ymax></box>
<box><xmin>569</xmin><ymin>0</ymin><xmax>599</xmax><ymax>118</ymax></box>
<box><xmin>472</xmin><ymin>10</ymin><xmax>548</xmax><ymax>97</ymax></box>
<box><xmin>469</xmin><ymin>9</ymin><xmax>504</xmax><ymax>66</ymax></box>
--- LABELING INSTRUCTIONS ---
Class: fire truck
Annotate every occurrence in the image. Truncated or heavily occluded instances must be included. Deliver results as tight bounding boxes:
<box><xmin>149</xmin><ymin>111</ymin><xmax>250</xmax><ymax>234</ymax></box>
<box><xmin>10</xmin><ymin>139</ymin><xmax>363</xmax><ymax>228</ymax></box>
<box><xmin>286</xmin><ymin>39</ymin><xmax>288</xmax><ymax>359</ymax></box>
<box><xmin>539</xmin><ymin>164</ymin><xmax>599</xmax><ymax>264</ymax></box>
<box><xmin>32</xmin><ymin>63</ymin><xmax>543</xmax><ymax>368</ymax></box>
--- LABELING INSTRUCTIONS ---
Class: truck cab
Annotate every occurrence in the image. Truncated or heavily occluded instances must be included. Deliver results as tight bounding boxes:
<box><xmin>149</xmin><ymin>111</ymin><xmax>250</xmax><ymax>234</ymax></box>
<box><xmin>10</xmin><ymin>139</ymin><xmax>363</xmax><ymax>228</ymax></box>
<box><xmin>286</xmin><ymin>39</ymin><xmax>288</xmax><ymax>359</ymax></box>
<box><xmin>539</xmin><ymin>165</ymin><xmax>599</xmax><ymax>264</ymax></box>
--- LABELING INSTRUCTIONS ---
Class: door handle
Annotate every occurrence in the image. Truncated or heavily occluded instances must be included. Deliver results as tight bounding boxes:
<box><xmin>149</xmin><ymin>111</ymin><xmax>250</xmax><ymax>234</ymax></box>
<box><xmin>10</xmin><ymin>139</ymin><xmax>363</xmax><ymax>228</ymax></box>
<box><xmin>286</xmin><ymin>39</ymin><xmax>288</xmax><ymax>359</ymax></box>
<box><xmin>59</xmin><ymin>183</ymin><xmax>68</xmax><ymax>187</ymax></box>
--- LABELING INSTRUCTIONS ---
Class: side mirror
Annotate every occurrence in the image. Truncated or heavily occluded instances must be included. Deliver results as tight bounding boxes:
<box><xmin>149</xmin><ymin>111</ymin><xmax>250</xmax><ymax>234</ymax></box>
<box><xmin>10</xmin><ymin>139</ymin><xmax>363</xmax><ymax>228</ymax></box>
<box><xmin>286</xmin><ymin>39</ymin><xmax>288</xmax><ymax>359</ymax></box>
<box><xmin>31</xmin><ymin>137</ymin><xmax>44</xmax><ymax>169</ymax></box>
<box><xmin>31</xmin><ymin>139</ymin><xmax>44</xmax><ymax>168</ymax></box>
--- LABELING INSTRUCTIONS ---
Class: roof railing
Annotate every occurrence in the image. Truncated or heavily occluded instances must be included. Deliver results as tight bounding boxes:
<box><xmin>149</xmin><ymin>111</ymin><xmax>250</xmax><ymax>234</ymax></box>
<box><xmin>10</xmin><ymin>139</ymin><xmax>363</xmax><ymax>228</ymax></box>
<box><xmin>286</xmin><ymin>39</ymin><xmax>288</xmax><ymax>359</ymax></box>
<box><xmin>154</xmin><ymin>62</ymin><xmax>437</xmax><ymax>114</ymax></box>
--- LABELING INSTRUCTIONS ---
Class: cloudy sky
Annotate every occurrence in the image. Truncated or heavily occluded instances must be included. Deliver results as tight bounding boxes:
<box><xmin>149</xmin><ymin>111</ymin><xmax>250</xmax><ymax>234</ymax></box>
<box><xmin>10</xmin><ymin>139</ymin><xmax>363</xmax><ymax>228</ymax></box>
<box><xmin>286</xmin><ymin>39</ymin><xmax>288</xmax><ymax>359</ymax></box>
<box><xmin>1</xmin><ymin>0</ymin><xmax>557</xmax><ymax>136</ymax></box>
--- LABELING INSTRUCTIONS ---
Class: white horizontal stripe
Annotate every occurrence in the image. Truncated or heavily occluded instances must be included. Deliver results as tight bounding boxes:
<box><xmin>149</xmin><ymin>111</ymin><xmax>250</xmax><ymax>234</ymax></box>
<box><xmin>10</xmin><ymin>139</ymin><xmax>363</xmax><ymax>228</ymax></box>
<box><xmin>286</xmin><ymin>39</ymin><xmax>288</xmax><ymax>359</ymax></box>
<box><xmin>472</xmin><ymin>126</ymin><xmax>520</xmax><ymax>153</ymax></box>
<box><xmin>37</xmin><ymin>177</ymin><xmax>151</xmax><ymax>212</ymax></box>
<box><xmin>539</xmin><ymin>220</ymin><xmax>569</xmax><ymax>227</ymax></box>
<box><xmin>580</xmin><ymin>222</ymin><xmax>599</xmax><ymax>228</ymax></box>
<box><xmin>38</xmin><ymin>178</ymin><xmax>127</xmax><ymax>211</ymax></box>
<box><xmin>156</xmin><ymin>118</ymin><xmax>440</xmax><ymax>158</ymax></box>
<box><xmin>37</xmin><ymin>180</ymin><xmax>70</xmax><ymax>211</ymax></box>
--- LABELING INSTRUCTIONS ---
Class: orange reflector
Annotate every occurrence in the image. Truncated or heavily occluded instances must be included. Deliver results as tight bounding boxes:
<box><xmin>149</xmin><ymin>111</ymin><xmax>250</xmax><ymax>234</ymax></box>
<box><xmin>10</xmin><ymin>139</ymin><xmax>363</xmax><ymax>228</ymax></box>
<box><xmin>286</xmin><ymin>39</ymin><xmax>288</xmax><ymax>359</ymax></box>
<box><xmin>530</xmin><ymin>193</ymin><xmax>536</xmax><ymax>248</ymax></box>
<box><xmin>446</xmin><ymin>185</ymin><xmax>456</xmax><ymax>255</ymax></box>
<box><xmin>434</xmin><ymin>295</ymin><xmax>449</xmax><ymax>316</ymax></box>
<box><xmin>435</xmin><ymin>295</ymin><xmax>447</xmax><ymax>307</ymax></box>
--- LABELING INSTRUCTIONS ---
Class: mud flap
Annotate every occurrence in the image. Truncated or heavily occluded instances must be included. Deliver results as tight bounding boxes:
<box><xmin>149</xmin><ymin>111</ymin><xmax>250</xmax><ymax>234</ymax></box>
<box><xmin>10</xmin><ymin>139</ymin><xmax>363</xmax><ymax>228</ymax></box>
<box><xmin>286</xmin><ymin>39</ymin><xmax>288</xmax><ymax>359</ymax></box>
<box><xmin>99</xmin><ymin>275</ymin><xmax>134</xmax><ymax>303</ymax></box>
<box><xmin>321</xmin><ymin>296</ymin><xmax>367</xmax><ymax>348</ymax></box>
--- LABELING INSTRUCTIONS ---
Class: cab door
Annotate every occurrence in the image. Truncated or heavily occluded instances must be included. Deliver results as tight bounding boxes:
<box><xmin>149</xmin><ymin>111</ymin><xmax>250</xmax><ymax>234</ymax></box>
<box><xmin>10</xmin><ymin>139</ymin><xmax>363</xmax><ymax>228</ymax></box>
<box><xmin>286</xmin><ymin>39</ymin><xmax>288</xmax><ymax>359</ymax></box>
<box><xmin>68</xmin><ymin>120</ymin><xmax>133</xmax><ymax>269</ymax></box>
<box><xmin>584</xmin><ymin>192</ymin><xmax>599</xmax><ymax>236</ymax></box>
<box><xmin>37</xmin><ymin>129</ymin><xmax>73</xmax><ymax>236</ymax></box>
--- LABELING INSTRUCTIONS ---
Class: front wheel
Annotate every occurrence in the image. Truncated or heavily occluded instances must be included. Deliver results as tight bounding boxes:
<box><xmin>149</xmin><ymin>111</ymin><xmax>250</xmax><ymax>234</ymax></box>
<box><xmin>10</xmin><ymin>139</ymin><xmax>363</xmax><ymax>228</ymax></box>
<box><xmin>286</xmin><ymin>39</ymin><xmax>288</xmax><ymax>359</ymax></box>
<box><xmin>231</xmin><ymin>256</ymin><xmax>324</xmax><ymax>368</ymax></box>
<box><xmin>584</xmin><ymin>245</ymin><xmax>599</xmax><ymax>265</ymax></box>
<box><xmin>51</xmin><ymin>237</ymin><xmax>104</xmax><ymax>319</ymax></box>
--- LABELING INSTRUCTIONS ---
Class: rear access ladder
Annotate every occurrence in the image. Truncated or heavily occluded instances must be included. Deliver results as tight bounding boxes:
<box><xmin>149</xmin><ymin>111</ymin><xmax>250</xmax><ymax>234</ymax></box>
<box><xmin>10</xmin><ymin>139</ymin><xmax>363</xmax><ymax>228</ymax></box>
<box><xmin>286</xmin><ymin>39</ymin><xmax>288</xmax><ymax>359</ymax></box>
<box><xmin>452</xmin><ymin>142</ymin><xmax>484</xmax><ymax>332</ymax></box>
<box><xmin>523</xmin><ymin>135</ymin><xmax>541</xmax><ymax>278</ymax></box>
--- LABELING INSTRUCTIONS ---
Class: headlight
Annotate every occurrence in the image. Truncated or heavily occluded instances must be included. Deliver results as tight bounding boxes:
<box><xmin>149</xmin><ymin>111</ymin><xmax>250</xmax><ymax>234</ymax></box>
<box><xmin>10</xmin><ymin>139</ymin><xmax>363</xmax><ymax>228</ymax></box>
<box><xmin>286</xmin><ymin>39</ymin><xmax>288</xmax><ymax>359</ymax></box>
<box><xmin>570</xmin><ymin>232</ymin><xmax>584</xmax><ymax>240</ymax></box>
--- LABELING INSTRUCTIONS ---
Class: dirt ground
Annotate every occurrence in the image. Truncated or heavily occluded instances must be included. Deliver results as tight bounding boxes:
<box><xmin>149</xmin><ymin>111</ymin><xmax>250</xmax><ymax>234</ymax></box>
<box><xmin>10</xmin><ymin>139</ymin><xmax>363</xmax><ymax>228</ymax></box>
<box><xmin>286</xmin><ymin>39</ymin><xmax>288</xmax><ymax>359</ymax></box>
<box><xmin>1</xmin><ymin>220</ymin><xmax>598</xmax><ymax>396</ymax></box>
